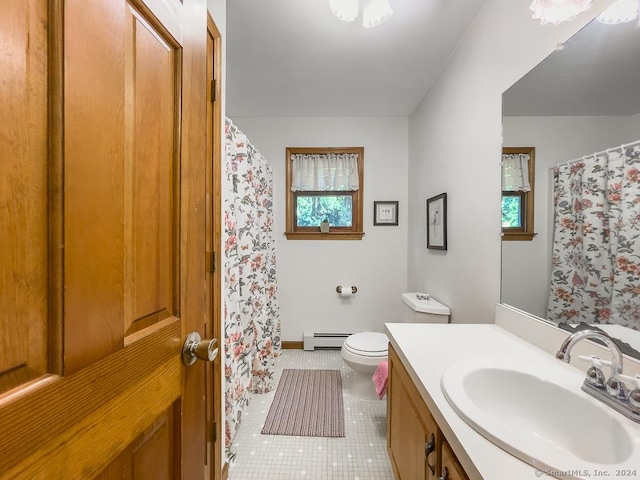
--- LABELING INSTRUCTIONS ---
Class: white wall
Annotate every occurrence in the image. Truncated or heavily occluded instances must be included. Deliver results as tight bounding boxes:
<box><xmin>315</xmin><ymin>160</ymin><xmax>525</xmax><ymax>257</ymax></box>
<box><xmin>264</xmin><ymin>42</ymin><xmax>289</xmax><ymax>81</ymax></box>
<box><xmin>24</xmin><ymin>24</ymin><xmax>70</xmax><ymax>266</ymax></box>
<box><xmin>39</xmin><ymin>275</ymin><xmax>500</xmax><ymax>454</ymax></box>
<box><xmin>207</xmin><ymin>0</ymin><xmax>226</xmax><ymax>38</ymax></box>
<box><xmin>229</xmin><ymin>116</ymin><xmax>409</xmax><ymax>341</ymax></box>
<box><xmin>502</xmin><ymin>115</ymin><xmax>637</xmax><ymax>318</ymax></box>
<box><xmin>207</xmin><ymin>0</ymin><xmax>226</xmax><ymax>148</ymax></box>
<box><xmin>406</xmin><ymin>0</ymin><xmax>614</xmax><ymax>324</ymax></box>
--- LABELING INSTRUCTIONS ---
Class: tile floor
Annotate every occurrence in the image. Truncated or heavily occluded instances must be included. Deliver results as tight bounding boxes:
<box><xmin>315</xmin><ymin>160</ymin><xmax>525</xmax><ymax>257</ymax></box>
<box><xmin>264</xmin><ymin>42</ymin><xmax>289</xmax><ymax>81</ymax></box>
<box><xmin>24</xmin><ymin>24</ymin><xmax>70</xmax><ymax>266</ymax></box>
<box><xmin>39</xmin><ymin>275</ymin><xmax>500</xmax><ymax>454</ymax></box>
<box><xmin>227</xmin><ymin>349</ymin><xmax>394</xmax><ymax>480</ymax></box>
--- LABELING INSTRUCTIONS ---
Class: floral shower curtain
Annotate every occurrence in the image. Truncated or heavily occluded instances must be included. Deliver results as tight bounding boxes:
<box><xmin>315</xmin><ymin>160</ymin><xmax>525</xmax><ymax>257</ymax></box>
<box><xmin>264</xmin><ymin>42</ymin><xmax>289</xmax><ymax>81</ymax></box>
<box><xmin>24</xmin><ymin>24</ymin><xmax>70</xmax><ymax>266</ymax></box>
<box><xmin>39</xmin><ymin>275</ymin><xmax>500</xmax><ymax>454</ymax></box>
<box><xmin>224</xmin><ymin>119</ymin><xmax>281</xmax><ymax>449</ymax></box>
<box><xmin>548</xmin><ymin>141</ymin><xmax>640</xmax><ymax>329</ymax></box>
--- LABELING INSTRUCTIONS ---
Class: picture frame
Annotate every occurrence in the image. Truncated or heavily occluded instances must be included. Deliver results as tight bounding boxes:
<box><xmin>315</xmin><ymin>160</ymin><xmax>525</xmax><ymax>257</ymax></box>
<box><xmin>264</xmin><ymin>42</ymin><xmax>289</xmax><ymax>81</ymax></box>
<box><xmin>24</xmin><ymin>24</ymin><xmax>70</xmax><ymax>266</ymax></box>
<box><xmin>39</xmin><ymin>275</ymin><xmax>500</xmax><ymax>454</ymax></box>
<box><xmin>426</xmin><ymin>193</ymin><xmax>447</xmax><ymax>250</ymax></box>
<box><xmin>373</xmin><ymin>201</ymin><xmax>399</xmax><ymax>226</ymax></box>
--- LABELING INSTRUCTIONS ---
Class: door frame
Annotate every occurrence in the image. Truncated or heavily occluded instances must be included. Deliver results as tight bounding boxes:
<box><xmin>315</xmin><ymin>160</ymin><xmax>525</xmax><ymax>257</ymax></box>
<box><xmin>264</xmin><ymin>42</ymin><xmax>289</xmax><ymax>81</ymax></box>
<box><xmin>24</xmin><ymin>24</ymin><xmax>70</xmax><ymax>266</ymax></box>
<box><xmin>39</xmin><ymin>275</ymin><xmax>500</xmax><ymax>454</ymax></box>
<box><xmin>206</xmin><ymin>13</ymin><xmax>224</xmax><ymax>480</ymax></box>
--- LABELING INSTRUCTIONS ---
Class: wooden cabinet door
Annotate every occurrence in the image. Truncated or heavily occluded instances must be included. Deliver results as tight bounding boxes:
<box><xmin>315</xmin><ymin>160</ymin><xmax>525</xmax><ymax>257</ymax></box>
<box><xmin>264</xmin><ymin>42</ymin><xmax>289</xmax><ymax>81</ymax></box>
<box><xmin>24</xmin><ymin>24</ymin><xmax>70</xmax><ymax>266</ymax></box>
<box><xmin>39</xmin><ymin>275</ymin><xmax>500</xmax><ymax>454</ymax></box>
<box><xmin>388</xmin><ymin>346</ymin><xmax>438</xmax><ymax>480</ymax></box>
<box><xmin>0</xmin><ymin>0</ymin><xmax>211</xmax><ymax>478</ymax></box>
<box><xmin>440</xmin><ymin>440</ymin><xmax>470</xmax><ymax>480</ymax></box>
<box><xmin>388</xmin><ymin>377</ymin><xmax>428</xmax><ymax>480</ymax></box>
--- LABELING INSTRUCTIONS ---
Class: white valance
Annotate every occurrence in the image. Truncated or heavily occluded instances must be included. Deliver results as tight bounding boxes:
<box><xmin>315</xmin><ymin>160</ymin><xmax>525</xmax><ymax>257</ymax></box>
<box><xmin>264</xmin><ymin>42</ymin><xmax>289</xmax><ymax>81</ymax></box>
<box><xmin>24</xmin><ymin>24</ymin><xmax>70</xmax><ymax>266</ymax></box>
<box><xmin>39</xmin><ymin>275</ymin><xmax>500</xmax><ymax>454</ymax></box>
<box><xmin>291</xmin><ymin>153</ymin><xmax>359</xmax><ymax>192</ymax></box>
<box><xmin>502</xmin><ymin>153</ymin><xmax>531</xmax><ymax>192</ymax></box>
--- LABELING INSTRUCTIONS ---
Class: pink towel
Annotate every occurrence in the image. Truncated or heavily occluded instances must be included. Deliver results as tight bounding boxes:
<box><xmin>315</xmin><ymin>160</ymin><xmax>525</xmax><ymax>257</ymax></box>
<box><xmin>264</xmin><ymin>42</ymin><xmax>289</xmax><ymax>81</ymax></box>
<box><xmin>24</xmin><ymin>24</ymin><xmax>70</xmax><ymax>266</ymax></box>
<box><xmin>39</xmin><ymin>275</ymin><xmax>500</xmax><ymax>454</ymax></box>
<box><xmin>372</xmin><ymin>360</ymin><xmax>389</xmax><ymax>399</ymax></box>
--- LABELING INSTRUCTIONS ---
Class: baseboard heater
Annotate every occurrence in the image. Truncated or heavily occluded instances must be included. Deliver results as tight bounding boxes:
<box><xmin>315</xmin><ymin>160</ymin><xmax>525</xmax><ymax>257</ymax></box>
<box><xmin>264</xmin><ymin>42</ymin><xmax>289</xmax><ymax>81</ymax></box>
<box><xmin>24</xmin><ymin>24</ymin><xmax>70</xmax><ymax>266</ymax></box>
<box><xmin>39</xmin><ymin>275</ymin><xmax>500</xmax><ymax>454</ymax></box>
<box><xmin>303</xmin><ymin>332</ymin><xmax>352</xmax><ymax>351</ymax></box>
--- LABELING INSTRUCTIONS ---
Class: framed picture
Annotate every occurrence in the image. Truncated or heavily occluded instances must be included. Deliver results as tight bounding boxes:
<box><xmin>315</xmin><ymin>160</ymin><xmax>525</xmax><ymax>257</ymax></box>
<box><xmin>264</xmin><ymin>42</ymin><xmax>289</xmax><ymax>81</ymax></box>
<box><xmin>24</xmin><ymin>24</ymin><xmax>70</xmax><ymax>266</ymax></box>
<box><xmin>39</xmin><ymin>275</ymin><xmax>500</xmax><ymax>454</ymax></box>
<box><xmin>426</xmin><ymin>193</ymin><xmax>447</xmax><ymax>250</ymax></box>
<box><xmin>373</xmin><ymin>201</ymin><xmax>399</xmax><ymax>226</ymax></box>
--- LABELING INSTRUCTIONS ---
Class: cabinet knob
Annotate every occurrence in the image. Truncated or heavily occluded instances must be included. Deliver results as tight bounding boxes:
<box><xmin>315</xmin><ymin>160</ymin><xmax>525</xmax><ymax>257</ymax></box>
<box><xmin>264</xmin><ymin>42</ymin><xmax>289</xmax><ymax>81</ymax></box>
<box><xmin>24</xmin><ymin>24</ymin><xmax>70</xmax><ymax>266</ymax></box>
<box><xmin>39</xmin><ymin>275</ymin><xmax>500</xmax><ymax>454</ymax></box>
<box><xmin>439</xmin><ymin>466</ymin><xmax>449</xmax><ymax>480</ymax></box>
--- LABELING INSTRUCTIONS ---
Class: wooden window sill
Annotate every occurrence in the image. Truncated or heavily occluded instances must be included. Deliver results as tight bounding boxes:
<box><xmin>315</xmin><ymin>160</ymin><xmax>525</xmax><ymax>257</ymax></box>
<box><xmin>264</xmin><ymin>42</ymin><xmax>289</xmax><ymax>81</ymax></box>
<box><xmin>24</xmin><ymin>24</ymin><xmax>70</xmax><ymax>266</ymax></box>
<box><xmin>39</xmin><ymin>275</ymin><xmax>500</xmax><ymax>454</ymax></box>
<box><xmin>502</xmin><ymin>232</ymin><xmax>536</xmax><ymax>241</ymax></box>
<box><xmin>285</xmin><ymin>231</ymin><xmax>365</xmax><ymax>240</ymax></box>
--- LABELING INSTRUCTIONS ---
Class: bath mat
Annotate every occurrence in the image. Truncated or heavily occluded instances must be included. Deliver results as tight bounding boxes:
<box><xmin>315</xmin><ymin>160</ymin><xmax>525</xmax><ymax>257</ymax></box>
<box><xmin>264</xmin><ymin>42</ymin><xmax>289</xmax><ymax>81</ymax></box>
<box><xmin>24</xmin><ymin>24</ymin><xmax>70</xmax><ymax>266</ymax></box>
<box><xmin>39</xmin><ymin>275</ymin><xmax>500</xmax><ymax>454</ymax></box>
<box><xmin>262</xmin><ymin>369</ymin><xmax>345</xmax><ymax>437</ymax></box>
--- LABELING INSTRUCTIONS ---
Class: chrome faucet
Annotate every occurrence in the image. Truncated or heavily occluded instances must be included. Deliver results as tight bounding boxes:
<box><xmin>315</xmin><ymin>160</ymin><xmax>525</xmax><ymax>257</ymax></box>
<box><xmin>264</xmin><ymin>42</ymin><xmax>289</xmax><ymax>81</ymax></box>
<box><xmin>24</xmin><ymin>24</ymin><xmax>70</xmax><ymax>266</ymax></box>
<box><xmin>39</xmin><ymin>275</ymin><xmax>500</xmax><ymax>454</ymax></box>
<box><xmin>556</xmin><ymin>329</ymin><xmax>640</xmax><ymax>423</ymax></box>
<box><xmin>556</xmin><ymin>329</ymin><xmax>624</xmax><ymax>375</ymax></box>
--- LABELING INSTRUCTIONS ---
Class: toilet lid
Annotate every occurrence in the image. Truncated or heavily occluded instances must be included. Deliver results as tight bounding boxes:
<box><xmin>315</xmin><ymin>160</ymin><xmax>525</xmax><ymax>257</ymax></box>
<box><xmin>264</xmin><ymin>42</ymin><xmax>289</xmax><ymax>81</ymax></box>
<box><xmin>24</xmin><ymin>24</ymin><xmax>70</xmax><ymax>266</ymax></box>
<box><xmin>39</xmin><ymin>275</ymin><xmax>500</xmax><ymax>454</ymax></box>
<box><xmin>343</xmin><ymin>332</ymin><xmax>388</xmax><ymax>357</ymax></box>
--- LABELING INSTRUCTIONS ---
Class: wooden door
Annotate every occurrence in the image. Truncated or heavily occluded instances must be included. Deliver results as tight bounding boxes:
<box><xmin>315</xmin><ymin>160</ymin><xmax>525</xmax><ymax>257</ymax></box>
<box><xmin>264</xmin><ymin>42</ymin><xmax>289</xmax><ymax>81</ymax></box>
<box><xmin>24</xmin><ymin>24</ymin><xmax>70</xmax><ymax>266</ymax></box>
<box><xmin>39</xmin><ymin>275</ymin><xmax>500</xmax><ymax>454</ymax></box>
<box><xmin>0</xmin><ymin>0</ymin><xmax>211</xmax><ymax>478</ymax></box>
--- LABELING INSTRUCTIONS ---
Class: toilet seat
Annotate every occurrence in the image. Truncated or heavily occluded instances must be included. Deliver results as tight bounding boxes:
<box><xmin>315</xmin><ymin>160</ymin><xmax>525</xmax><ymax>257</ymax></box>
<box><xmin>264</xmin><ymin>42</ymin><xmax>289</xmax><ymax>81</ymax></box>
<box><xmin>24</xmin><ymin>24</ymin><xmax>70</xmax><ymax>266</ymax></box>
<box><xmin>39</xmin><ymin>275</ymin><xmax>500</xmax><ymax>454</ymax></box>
<box><xmin>342</xmin><ymin>332</ymin><xmax>388</xmax><ymax>358</ymax></box>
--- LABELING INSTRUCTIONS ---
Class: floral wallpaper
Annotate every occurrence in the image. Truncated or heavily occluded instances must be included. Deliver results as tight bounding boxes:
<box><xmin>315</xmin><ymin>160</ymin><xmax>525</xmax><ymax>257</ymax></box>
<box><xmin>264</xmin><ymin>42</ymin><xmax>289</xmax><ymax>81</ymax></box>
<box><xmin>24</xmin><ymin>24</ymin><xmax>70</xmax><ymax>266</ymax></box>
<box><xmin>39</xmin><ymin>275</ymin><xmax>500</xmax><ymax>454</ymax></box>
<box><xmin>224</xmin><ymin>120</ymin><xmax>281</xmax><ymax>453</ymax></box>
<box><xmin>548</xmin><ymin>143</ymin><xmax>640</xmax><ymax>330</ymax></box>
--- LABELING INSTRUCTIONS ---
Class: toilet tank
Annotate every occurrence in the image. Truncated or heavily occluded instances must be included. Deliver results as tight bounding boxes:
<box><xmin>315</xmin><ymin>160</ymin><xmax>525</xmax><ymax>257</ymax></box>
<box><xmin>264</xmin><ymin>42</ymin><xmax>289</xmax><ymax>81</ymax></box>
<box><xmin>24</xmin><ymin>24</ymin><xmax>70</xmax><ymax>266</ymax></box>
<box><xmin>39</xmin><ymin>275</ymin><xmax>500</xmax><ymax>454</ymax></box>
<box><xmin>400</xmin><ymin>292</ymin><xmax>450</xmax><ymax>323</ymax></box>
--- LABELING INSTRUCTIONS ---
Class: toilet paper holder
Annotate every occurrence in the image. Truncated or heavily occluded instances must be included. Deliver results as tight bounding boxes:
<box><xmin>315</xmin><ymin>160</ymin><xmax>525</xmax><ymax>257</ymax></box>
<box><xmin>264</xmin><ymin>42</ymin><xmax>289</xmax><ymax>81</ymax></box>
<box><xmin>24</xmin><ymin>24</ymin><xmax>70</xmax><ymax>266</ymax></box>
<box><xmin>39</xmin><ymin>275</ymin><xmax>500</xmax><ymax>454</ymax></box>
<box><xmin>336</xmin><ymin>286</ymin><xmax>357</xmax><ymax>294</ymax></box>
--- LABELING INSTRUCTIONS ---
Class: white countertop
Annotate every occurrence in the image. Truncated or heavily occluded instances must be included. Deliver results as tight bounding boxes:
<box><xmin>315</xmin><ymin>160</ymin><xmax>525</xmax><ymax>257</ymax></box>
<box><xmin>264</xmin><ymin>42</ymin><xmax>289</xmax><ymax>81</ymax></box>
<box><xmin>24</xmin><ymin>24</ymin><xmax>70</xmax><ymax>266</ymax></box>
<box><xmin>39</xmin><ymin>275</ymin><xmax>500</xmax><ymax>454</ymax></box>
<box><xmin>384</xmin><ymin>322</ymin><xmax>640</xmax><ymax>480</ymax></box>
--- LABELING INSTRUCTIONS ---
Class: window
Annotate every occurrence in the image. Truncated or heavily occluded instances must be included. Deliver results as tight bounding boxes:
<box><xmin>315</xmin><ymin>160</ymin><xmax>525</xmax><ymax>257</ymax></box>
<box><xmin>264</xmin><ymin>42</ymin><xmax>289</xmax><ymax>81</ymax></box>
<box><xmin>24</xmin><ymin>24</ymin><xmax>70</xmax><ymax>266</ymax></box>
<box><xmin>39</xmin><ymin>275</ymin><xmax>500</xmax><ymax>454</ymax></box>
<box><xmin>502</xmin><ymin>147</ymin><xmax>535</xmax><ymax>241</ymax></box>
<box><xmin>285</xmin><ymin>147</ymin><xmax>364</xmax><ymax>240</ymax></box>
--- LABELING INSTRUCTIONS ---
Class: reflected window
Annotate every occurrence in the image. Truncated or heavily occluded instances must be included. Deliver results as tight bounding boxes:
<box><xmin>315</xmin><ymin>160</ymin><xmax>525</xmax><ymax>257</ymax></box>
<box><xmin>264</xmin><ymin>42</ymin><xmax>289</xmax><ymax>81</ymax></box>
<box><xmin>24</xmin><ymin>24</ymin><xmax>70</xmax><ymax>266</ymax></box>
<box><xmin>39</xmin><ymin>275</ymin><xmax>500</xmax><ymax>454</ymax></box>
<box><xmin>501</xmin><ymin>194</ymin><xmax>523</xmax><ymax>229</ymax></box>
<box><xmin>502</xmin><ymin>147</ymin><xmax>535</xmax><ymax>240</ymax></box>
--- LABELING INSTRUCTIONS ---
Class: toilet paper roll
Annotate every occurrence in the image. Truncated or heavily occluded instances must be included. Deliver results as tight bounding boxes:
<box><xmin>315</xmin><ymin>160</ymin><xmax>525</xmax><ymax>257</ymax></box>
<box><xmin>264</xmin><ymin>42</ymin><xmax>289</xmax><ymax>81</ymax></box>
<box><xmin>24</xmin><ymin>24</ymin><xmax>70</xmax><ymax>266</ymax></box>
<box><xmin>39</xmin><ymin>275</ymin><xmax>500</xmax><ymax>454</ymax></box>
<box><xmin>337</xmin><ymin>285</ymin><xmax>354</xmax><ymax>297</ymax></box>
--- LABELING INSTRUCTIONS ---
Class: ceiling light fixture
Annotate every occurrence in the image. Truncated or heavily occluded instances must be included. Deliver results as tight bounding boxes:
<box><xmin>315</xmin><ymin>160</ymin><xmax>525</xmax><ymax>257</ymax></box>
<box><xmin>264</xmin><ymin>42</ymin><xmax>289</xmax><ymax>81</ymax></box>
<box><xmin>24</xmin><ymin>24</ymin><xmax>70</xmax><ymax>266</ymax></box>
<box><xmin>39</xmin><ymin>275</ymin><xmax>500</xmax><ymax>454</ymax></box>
<box><xmin>329</xmin><ymin>0</ymin><xmax>393</xmax><ymax>28</ymax></box>
<box><xmin>529</xmin><ymin>0</ymin><xmax>593</xmax><ymax>25</ymax></box>
<box><xmin>329</xmin><ymin>0</ymin><xmax>358</xmax><ymax>22</ymax></box>
<box><xmin>597</xmin><ymin>0</ymin><xmax>639</xmax><ymax>24</ymax></box>
<box><xmin>362</xmin><ymin>0</ymin><xmax>394</xmax><ymax>28</ymax></box>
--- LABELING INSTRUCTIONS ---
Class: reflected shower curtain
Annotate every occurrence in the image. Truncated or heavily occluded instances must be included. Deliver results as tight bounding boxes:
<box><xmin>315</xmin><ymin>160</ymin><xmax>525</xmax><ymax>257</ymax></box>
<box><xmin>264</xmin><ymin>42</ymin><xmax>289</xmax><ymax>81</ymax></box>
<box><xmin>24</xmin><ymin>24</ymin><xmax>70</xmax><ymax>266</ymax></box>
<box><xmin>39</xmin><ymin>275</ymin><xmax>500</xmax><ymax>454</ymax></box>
<box><xmin>224</xmin><ymin>119</ymin><xmax>281</xmax><ymax>449</ymax></box>
<box><xmin>548</xmin><ymin>141</ymin><xmax>640</xmax><ymax>329</ymax></box>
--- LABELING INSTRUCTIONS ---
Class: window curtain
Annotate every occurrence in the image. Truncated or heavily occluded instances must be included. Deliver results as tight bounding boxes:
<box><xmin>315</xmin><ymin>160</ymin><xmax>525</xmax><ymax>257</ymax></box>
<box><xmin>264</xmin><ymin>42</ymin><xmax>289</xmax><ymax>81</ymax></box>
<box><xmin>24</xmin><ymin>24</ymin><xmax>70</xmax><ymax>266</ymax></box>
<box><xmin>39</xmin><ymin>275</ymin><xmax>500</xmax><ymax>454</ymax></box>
<box><xmin>223</xmin><ymin>119</ymin><xmax>281</xmax><ymax>452</ymax></box>
<box><xmin>291</xmin><ymin>153</ymin><xmax>359</xmax><ymax>191</ymax></box>
<box><xmin>547</xmin><ymin>142</ymin><xmax>640</xmax><ymax>329</ymax></box>
<box><xmin>502</xmin><ymin>153</ymin><xmax>531</xmax><ymax>192</ymax></box>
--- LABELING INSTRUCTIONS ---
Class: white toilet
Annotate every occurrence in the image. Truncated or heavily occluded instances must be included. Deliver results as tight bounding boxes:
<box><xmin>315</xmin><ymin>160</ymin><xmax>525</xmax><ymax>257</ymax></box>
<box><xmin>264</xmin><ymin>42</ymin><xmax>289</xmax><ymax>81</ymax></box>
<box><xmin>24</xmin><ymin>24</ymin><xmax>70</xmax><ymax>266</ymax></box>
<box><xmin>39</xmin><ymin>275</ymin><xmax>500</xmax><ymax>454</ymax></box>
<box><xmin>341</xmin><ymin>292</ymin><xmax>450</xmax><ymax>398</ymax></box>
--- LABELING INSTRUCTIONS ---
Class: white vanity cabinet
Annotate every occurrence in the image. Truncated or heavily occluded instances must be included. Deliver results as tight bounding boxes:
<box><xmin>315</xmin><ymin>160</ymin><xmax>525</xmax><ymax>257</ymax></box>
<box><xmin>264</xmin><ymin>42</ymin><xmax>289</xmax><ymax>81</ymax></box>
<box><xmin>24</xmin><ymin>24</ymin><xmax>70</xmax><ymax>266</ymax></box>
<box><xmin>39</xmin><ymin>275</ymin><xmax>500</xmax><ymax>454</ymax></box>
<box><xmin>387</xmin><ymin>344</ymin><xmax>469</xmax><ymax>480</ymax></box>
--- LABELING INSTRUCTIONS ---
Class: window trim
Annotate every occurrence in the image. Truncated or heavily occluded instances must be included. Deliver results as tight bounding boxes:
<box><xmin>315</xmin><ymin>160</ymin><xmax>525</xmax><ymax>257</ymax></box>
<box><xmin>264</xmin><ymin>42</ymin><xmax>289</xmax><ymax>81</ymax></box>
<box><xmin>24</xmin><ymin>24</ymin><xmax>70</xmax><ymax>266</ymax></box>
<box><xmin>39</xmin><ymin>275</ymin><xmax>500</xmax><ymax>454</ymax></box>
<box><xmin>285</xmin><ymin>147</ymin><xmax>364</xmax><ymax>240</ymax></box>
<box><xmin>502</xmin><ymin>146</ymin><xmax>535</xmax><ymax>241</ymax></box>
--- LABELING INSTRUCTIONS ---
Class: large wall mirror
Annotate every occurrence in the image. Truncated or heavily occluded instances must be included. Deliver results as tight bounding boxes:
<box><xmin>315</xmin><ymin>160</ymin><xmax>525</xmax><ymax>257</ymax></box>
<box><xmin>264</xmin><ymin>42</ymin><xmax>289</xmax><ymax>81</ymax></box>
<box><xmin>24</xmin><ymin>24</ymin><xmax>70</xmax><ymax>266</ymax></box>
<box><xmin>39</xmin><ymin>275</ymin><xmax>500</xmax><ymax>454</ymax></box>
<box><xmin>501</xmin><ymin>15</ymin><xmax>640</xmax><ymax>357</ymax></box>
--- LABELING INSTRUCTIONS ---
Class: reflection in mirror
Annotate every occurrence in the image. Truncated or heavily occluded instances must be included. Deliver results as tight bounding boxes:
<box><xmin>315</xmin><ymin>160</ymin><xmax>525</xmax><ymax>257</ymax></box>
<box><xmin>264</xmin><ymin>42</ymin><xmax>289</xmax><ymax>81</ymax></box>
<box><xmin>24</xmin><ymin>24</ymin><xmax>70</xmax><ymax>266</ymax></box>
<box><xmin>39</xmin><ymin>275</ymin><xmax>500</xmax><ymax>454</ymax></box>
<box><xmin>501</xmin><ymin>17</ymin><xmax>640</xmax><ymax>358</ymax></box>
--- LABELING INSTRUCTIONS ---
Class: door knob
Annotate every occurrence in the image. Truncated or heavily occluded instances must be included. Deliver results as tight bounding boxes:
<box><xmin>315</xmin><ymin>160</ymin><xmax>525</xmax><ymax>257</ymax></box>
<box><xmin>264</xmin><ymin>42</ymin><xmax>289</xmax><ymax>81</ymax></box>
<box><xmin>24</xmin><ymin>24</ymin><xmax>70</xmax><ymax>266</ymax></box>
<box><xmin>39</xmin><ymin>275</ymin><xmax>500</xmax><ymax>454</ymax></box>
<box><xmin>182</xmin><ymin>332</ymin><xmax>218</xmax><ymax>366</ymax></box>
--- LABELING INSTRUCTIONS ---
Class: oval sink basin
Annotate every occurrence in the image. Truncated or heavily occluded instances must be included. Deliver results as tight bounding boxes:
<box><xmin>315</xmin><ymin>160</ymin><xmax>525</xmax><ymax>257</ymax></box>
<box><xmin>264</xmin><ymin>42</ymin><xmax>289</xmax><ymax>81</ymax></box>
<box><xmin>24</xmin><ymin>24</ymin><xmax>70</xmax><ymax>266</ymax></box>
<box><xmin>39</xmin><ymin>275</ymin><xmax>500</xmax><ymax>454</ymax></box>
<box><xmin>441</xmin><ymin>358</ymin><xmax>640</xmax><ymax>478</ymax></box>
